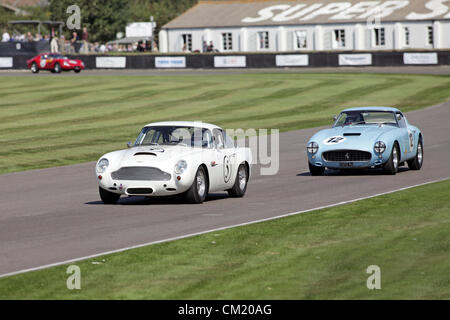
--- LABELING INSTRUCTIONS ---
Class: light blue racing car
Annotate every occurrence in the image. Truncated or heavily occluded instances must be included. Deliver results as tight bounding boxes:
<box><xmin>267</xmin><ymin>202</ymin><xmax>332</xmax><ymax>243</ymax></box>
<box><xmin>306</xmin><ymin>107</ymin><xmax>423</xmax><ymax>175</ymax></box>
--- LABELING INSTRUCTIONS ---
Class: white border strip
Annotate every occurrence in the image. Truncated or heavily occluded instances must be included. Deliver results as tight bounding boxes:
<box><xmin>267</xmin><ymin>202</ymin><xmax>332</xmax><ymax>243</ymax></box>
<box><xmin>1</xmin><ymin>177</ymin><xmax>449</xmax><ymax>279</ymax></box>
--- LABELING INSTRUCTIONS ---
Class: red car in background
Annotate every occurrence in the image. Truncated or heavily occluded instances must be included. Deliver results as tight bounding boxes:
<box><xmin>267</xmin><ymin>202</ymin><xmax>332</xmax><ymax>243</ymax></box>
<box><xmin>27</xmin><ymin>53</ymin><xmax>85</xmax><ymax>73</ymax></box>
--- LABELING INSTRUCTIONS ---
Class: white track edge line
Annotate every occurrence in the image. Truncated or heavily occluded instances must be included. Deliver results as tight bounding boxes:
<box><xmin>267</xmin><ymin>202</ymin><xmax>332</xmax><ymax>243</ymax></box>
<box><xmin>0</xmin><ymin>177</ymin><xmax>449</xmax><ymax>279</ymax></box>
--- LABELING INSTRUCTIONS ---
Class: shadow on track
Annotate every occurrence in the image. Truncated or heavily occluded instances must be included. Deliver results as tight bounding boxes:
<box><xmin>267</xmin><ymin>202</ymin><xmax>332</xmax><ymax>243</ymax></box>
<box><xmin>297</xmin><ymin>167</ymin><xmax>409</xmax><ymax>177</ymax></box>
<box><xmin>85</xmin><ymin>192</ymin><xmax>230</xmax><ymax>206</ymax></box>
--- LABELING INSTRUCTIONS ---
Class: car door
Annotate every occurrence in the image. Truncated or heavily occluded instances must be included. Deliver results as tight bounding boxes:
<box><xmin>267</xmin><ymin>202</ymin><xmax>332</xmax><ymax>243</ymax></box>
<box><xmin>38</xmin><ymin>54</ymin><xmax>48</xmax><ymax>69</ymax></box>
<box><xmin>40</xmin><ymin>54</ymin><xmax>54</xmax><ymax>70</ymax></box>
<box><xmin>221</xmin><ymin>130</ymin><xmax>238</xmax><ymax>189</ymax></box>
<box><xmin>210</xmin><ymin>129</ymin><xmax>236</xmax><ymax>191</ymax></box>
<box><xmin>395</xmin><ymin>112</ymin><xmax>410</xmax><ymax>160</ymax></box>
<box><xmin>404</xmin><ymin>117</ymin><xmax>417</xmax><ymax>159</ymax></box>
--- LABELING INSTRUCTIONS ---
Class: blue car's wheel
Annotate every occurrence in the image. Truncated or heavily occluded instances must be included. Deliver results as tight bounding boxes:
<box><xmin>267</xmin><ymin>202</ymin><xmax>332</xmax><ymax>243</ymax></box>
<box><xmin>384</xmin><ymin>143</ymin><xmax>399</xmax><ymax>175</ymax></box>
<box><xmin>407</xmin><ymin>139</ymin><xmax>423</xmax><ymax>170</ymax></box>
<box><xmin>309</xmin><ymin>162</ymin><xmax>325</xmax><ymax>176</ymax></box>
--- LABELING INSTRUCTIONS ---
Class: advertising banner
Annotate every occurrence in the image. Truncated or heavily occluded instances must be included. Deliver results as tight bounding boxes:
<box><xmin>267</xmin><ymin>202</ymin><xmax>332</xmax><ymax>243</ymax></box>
<box><xmin>338</xmin><ymin>53</ymin><xmax>372</xmax><ymax>66</ymax></box>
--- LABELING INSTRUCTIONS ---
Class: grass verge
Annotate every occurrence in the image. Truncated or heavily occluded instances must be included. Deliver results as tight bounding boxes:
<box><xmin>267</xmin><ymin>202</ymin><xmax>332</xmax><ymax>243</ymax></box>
<box><xmin>0</xmin><ymin>179</ymin><xmax>449</xmax><ymax>299</ymax></box>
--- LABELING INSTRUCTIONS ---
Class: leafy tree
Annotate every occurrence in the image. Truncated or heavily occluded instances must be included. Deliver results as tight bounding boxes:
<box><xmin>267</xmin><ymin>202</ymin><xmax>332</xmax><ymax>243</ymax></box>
<box><xmin>49</xmin><ymin>0</ymin><xmax>130</xmax><ymax>42</ymax></box>
<box><xmin>4</xmin><ymin>0</ymin><xmax>198</xmax><ymax>43</ymax></box>
<box><xmin>1</xmin><ymin>5</ymin><xmax>52</xmax><ymax>36</ymax></box>
<box><xmin>0</xmin><ymin>7</ymin><xmax>15</xmax><ymax>31</ymax></box>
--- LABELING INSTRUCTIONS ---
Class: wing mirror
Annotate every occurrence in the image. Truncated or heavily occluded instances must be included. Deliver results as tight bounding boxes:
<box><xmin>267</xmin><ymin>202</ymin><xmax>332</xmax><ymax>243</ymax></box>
<box><xmin>127</xmin><ymin>141</ymin><xmax>133</xmax><ymax>148</ymax></box>
<box><xmin>333</xmin><ymin>115</ymin><xmax>337</xmax><ymax>122</ymax></box>
<box><xmin>397</xmin><ymin>114</ymin><xmax>402</xmax><ymax>121</ymax></box>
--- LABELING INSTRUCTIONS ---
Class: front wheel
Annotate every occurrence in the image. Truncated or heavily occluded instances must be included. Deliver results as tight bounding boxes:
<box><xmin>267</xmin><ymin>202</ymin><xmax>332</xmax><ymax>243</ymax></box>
<box><xmin>407</xmin><ymin>139</ymin><xmax>423</xmax><ymax>170</ymax></box>
<box><xmin>309</xmin><ymin>162</ymin><xmax>325</xmax><ymax>176</ymax></box>
<box><xmin>99</xmin><ymin>187</ymin><xmax>120</xmax><ymax>204</ymax></box>
<box><xmin>227</xmin><ymin>164</ymin><xmax>248</xmax><ymax>198</ymax></box>
<box><xmin>384</xmin><ymin>143</ymin><xmax>400</xmax><ymax>175</ymax></box>
<box><xmin>185</xmin><ymin>166</ymin><xmax>208</xmax><ymax>204</ymax></box>
<box><xmin>74</xmin><ymin>67</ymin><xmax>81</xmax><ymax>73</ymax></box>
<box><xmin>31</xmin><ymin>62</ymin><xmax>39</xmax><ymax>73</ymax></box>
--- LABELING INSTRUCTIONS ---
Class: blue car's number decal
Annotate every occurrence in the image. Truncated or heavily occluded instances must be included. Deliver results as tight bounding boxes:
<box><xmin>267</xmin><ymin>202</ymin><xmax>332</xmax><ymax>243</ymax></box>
<box><xmin>323</xmin><ymin>136</ymin><xmax>346</xmax><ymax>145</ymax></box>
<box><xmin>408</xmin><ymin>130</ymin><xmax>414</xmax><ymax>152</ymax></box>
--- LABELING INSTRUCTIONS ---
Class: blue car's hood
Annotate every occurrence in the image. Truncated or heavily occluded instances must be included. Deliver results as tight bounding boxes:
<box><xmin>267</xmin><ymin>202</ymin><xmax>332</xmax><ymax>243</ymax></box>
<box><xmin>311</xmin><ymin>125</ymin><xmax>397</xmax><ymax>150</ymax></box>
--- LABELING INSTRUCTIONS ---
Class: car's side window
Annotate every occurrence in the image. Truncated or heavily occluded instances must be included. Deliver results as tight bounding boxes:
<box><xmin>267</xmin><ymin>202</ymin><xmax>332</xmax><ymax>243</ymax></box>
<box><xmin>202</xmin><ymin>129</ymin><xmax>213</xmax><ymax>149</ymax></box>
<box><xmin>396</xmin><ymin>112</ymin><xmax>407</xmax><ymax>128</ymax></box>
<box><xmin>223</xmin><ymin>131</ymin><xmax>235</xmax><ymax>149</ymax></box>
<box><xmin>213</xmin><ymin>129</ymin><xmax>224</xmax><ymax>149</ymax></box>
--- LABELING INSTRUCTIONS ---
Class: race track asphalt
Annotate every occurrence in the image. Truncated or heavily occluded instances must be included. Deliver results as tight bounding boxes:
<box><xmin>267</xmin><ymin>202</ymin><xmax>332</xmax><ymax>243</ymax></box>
<box><xmin>1</xmin><ymin>65</ymin><xmax>450</xmax><ymax>76</ymax></box>
<box><xmin>0</xmin><ymin>100</ymin><xmax>449</xmax><ymax>276</ymax></box>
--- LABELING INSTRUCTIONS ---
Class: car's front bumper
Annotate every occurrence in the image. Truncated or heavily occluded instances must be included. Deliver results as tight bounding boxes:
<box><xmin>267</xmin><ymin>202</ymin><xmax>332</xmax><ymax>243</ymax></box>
<box><xmin>97</xmin><ymin>169</ymin><xmax>194</xmax><ymax>196</ymax></box>
<box><xmin>308</xmin><ymin>149</ymin><xmax>389</xmax><ymax>169</ymax></box>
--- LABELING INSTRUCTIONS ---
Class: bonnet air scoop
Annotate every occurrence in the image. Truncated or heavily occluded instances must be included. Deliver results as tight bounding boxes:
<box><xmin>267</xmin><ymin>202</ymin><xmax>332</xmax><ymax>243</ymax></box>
<box><xmin>134</xmin><ymin>152</ymin><xmax>157</xmax><ymax>156</ymax></box>
<box><xmin>343</xmin><ymin>133</ymin><xmax>361</xmax><ymax>136</ymax></box>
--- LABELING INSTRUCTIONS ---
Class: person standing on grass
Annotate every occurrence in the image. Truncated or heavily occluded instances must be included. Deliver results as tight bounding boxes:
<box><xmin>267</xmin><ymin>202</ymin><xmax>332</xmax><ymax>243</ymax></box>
<box><xmin>50</xmin><ymin>28</ymin><xmax>59</xmax><ymax>53</ymax></box>
<box><xmin>81</xmin><ymin>27</ymin><xmax>89</xmax><ymax>53</ymax></box>
<box><xmin>2</xmin><ymin>29</ymin><xmax>10</xmax><ymax>42</ymax></box>
<box><xmin>70</xmin><ymin>31</ymin><xmax>78</xmax><ymax>53</ymax></box>
<box><xmin>207</xmin><ymin>41</ymin><xmax>215</xmax><ymax>52</ymax></box>
<box><xmin>152</xmin><ymin>40</ymin><xmax>158</xmax><ymax>52</ymax></box>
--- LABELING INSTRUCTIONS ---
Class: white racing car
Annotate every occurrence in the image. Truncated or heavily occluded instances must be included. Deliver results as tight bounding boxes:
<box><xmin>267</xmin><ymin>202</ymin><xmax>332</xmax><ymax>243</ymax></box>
<box><xmin>95</xmin><ymin>121</ymin><xmax>252</xmax><ymax>204</ymax></box>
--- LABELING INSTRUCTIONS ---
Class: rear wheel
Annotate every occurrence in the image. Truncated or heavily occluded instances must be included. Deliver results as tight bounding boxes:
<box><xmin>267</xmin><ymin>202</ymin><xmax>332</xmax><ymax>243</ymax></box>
<box><xmin>407</xmin><ymin>139</ymin><xmax>423</xmax><ymax>170</ymax></box>
<box><xmin>185</xmin><ymin>166</ymin><xmax>208</xmax><ymax>204</ymax></box>
<box><xmin>74</xmin><ymin>67</ymin><xmax>81</xmax><ymax>73</ymax></box>
<box><xmin>99</xmin><ymin>187</ymin><xmax>120</xmax><ymax>204</ymax></box>
<box><xmin>309</xmin><ymin>162</ymin><xmax>325</xmax><ymax>176</ymax></box>
<box><xmin>228</xmin><ymin>164</ymin><xmax>248</xmax><ymax>197</ymax></box>
<box><xmin>53</xmin><ymin>62</ymin><xmax>61</xmax><ymax>73</ymax></box>
<box><xmin>384</xmin><ymin>143</ymin><xmax>400</xmax><ymax>175</ymax></box>
<box><xmin>31</xmin><ymin>62</ymin><xmax>39</xmax><ymax>73</ymax></box>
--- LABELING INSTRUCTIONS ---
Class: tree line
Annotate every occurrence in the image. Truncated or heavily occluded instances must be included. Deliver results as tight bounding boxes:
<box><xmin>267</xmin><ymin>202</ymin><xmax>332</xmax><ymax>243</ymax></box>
<box><xmin>1</xmin><ymin>0</ymin><xmax>198</xmax><ymax>43</ymax></box>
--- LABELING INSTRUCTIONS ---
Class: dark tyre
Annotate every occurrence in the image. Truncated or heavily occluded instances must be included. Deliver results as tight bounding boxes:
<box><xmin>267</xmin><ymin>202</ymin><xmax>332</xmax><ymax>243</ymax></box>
<box><xmin>99</xmin><ymin>187</ymin><xmax>120</xmax><ymax>204</ymax></box>
<box><xmin>309</xmin><ymin>162</ymin><xmax>325</xmax><ymax>176</ymax></box>
<box><xmin>31</xmin><ymin>62</ymin><xmax>39</xmax><ymax>73</ymax></box>
<box><xmin>407</xmin><ymin>139</ymin><xmax>423</xmax><ymax>170</ymax></box>
<box><xmin>384</xmin><ymin>143</ymin><xmax>400</xmax><ymax>175</ymax></box>
<box><xmin>53</xmin><ymin>63</ymin><xmax>61</xmax><ymax>73</ymax></box>
<box><xmin>228</xmin><ymin>163</ymin><xmax>248</xmax><ymax>198</ymax></box>
<box><xmin>185</xmin><ymin>166</ymin><xmax>208</xmax><ymax>204</ymax></box>
<box><xmin>74</xmin><ymin>67</ymin><xmax>81</xmax><ymax>73</ymax></box>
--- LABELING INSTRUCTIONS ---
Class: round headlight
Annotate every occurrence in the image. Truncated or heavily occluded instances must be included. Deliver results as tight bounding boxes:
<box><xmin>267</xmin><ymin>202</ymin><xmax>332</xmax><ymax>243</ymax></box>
<box><xmin>374</xmin><ymin>141</ymin><xmax>386</xmax><ymax>154</ymax></box>
<box><xmin>96</xmin><ymin>158</ymin><xmax>109</xmax><ymax>173</ymax></box>
<box><xmin>174</xmin><ymin>160</ymin><xmax>187</xmax><ymax>174</ymax></box>
<box><xmin>307</xmin><ymin>142</ymin><xmax>319</xmax><ymax>154</ymax></box>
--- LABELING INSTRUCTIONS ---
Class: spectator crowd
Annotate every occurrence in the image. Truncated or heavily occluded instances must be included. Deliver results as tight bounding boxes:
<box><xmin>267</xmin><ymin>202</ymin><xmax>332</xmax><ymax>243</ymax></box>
<box><xmin>1</xmin><ymin>27</ymin><xmax>159</xmax><ymax>54</ymax></box>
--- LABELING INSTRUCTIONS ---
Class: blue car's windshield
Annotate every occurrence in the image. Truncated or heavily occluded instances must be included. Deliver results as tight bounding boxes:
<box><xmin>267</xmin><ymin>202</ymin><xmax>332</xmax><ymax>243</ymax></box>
<box><xmin>334</xmin><ymin>111</ymin><xmax>398</xmax><ymax>127</ymax></box>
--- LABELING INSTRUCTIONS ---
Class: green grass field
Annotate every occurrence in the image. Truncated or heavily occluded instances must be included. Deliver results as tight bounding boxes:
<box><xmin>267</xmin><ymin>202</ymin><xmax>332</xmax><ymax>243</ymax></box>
<box><xmin>1</xmin><ymin>179</ymin><xmax>448</xmax><ymax>299</ymax></box>
<box><xmin>0</xmin><ymin>73</ymin><xmax>449</xmax><ymax>174</ymax></box>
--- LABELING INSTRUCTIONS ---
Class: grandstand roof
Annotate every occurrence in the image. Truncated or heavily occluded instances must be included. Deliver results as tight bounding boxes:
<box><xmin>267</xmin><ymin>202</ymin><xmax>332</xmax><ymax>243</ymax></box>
<box><xmin>163</xmin><ymin>0</ymin><xmax>450</xmax><ymax>29</ymax></box>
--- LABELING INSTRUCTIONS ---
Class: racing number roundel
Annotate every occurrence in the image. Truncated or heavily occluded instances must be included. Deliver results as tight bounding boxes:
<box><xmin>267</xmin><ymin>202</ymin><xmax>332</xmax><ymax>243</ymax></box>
<box><xmin>223</xmin><ymin>156</ymin><xmax>232</xmax><ymax>183</ymax></box>
<box><xmin>323</xmin><ymin>136</ymin><xmax>346</xmax><ymax>145</ymax></box>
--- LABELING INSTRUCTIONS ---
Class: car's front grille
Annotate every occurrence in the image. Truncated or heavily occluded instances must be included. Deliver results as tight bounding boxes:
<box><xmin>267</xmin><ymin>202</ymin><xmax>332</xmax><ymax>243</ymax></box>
<box><xmin>111</xmin><ymin>167</ymin><xmax>171</xmax><ymax>181</ymax></box>
<box><xmin>323</xmin><ymin>150</ymin><xmax>371</xmax><ymax>162</ymax></box>
<box><xmin>126</xmin><ymin>188</ymin><xmax>153</xmax><ymax>195</ymax></box>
